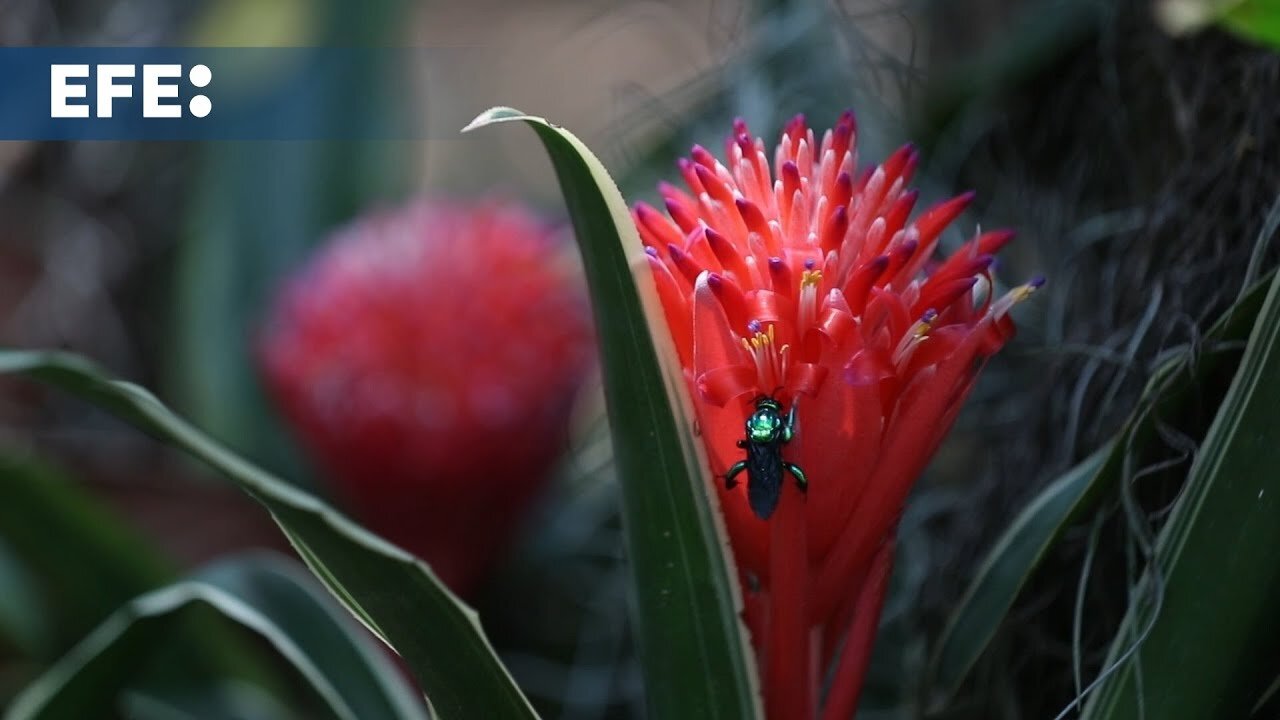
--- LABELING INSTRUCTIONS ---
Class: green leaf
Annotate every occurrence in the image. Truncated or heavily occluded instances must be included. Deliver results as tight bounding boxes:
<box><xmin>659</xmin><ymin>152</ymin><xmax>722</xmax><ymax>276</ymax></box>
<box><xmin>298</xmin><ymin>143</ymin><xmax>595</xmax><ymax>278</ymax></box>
<box><xmin>928</xmin><ymin>446</ymin><xmax>1110</xmax><ymax>702</ymax></box>
<box><xmin>118</xmin><ymin>681</ymin><xmax>300</xmax><ymax>720</ymax></box>
<box><xmin>0</xmin><ymin>452</ymin><xmax>286</xmax><ymax>706</ymax></box>
<box><xmin>928</xmin><ymin>269</ymin><xmax>1277</xmax><ymax>705</ymax></box>
<box><xmin>1081</xmin><ymin>257</ymin><xmax>1280</xmax><ymax>715</ymax></box>
<box><xmin>0</xmin><ymin>454</ymin><xmax>172</xmax><ymax>653</ymax></box>
<box><xmin>0</xmin><ymin>537</ymin><xmax>48</xmax><ymax>657</ymax></box>
<box><xmin>1156</xmin><ymin>0</ymin><xmax>1280</xmax><ymax>48</ymax></box>
<box><xmin>464</xmin><ymin>108</ymin><xmax>760</xmax><ymax>720</ymax></box>
<box><xmin>197</xmin><ymin>553</ymin><xmax>430</xmax><ymax>720</ymax></box>
<box><xmin>1220</xmin><ymin>0</ymin><xmax>1280</xmax><ymax>46</ymax></box>
<box><xmin>1253</xmin><ymin>672</ymin><xmax>1280</xmax><ymax>717</ymax></box>
<box><xmin>0</xmin><ymin>350</ymin><xmax>537</xmax><ymax>720</ymax></box>
<box><xmin>6</xmin><ymin>553</ymin><xmax>429</xmax><ymax>720</ymax></box>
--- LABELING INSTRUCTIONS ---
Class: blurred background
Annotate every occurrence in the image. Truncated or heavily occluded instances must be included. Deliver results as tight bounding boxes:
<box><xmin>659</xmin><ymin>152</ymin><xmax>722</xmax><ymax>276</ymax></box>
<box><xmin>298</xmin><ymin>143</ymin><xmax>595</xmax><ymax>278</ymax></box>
<box><xmin>1</xmin><ymin>0</ymin><xmax>1277</xmax><ymax>718</ymax></box>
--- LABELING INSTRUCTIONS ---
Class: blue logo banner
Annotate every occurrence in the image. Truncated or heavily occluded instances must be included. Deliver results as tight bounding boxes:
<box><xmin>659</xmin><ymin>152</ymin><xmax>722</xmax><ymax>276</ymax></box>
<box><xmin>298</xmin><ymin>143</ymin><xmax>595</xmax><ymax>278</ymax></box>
<box><xmin>0</xmin><ymin>47</ymin><xmax>468</xmax><ymax>140</ymax></box>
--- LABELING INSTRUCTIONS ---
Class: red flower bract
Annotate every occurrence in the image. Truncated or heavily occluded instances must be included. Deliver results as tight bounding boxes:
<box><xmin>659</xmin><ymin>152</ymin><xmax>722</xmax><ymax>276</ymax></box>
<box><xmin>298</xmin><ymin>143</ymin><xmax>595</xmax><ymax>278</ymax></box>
<box><xmin>635</xmin><ymin>112</ymin><xmax>1039</xmax><ymax>718</ymax></box>
<box><xmin>259</xmin><ymin>199</ymin><xmax>594</xmax><ymax>595</ymax></box>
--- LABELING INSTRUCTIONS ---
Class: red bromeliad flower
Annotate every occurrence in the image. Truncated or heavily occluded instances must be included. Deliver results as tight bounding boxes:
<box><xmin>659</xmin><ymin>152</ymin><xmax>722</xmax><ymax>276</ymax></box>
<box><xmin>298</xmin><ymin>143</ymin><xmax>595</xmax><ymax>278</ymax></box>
<box><xmin>634</xmin><ymin>112</ymin><xmax>1040</xmax><ymax>719</ymax></box>
<box><xmin>259</xmin><ymin>199</ymin><xmax>594</xmax><ymax>595</ymax></box>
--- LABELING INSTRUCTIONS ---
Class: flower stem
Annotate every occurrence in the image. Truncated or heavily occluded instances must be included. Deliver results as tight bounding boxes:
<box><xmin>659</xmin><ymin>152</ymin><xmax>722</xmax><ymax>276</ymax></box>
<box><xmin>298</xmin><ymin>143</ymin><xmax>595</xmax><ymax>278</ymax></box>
<box><xmin>820</xmin><ymin>538</ymin><xmax>895</xmax><ymax>720</ymax></box>
<box><xmin>766</xmin><ymin>482</ymin><xmax>812</xmax><ymax>719</ymax></box>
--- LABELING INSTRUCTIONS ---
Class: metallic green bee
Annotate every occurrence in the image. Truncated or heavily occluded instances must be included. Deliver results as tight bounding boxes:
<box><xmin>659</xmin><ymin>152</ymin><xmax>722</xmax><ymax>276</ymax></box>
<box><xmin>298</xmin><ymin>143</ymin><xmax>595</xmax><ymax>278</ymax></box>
<box><xmin>724</xmin><ymin>396</ymin><xmax>807</xmax><ymax>520</ymax></box>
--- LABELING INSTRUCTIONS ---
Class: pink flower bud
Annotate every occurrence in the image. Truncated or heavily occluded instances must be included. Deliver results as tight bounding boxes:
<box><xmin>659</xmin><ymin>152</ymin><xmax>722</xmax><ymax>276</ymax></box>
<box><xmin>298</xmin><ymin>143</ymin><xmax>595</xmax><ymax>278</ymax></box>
<box><xmin>259</xmin><ymin>199</ymin><xmax>595</xmax><ymax>595</ymax></box>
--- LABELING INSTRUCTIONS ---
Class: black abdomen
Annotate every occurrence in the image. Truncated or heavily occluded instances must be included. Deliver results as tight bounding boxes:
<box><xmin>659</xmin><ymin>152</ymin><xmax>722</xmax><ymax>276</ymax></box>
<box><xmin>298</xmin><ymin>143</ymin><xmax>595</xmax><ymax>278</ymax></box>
<box><xmin>746</xmin><ymin>442</ymin><xmax>784</xmax><ymax>520</ymax></box>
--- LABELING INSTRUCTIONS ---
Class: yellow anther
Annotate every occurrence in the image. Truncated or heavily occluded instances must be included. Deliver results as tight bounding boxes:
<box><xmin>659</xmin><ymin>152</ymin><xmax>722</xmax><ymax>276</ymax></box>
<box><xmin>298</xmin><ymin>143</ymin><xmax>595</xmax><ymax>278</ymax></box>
<box><xmin>738</xmin><ymin>323</ymin><xmax>789</xmax><ymax>391</ymax></box>
<box><xmin>993</xmin><ymin>277</ymin><xmax>1045</xmax><ymax>318</ymax></box>
<box><xmin>1012</xmin><ymin>283</ymin><xmax>1038</xmax><ymax>303</ymax></box>
<box><xmin>744</xmin><ymin>325</ymin><xmax>774</xmax><ymax>349</ymax></box>
<box><xmin>909</xmin><ymin>309</ymin><xmax>938</xmax><ymax>339</ymax></box>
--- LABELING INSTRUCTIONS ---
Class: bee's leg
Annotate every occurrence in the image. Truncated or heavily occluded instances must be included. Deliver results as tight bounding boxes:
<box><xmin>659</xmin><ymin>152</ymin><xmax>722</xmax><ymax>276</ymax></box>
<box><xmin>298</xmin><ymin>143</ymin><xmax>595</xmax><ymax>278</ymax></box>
<box><xmin>725</xmin><ymin>461</ymin><xmax>747</xmax><ymax>490</ymax></box>
<box><xmin>782</xmin><ymin>401</ymin><xmax>799</xmax><ymax>443</ymax></box>
<box><xmin>784</xmin><ymin>462</ymin><xmax>808</xmax><ymax>493</ymax></box>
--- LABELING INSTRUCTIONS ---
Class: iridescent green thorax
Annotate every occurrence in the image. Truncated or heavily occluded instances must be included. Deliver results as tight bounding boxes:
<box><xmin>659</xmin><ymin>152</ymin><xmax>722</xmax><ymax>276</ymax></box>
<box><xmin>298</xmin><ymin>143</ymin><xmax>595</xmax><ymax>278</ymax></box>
<box><xmin>747</xmin><ymin>399</ymin><xmax>784</xmax><ymax>442</ymax></box>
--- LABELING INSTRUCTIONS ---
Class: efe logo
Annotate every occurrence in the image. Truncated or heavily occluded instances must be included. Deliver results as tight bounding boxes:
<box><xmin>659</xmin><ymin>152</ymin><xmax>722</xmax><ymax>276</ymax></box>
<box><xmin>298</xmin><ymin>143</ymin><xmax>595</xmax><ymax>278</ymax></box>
<box><xmin>50</xmin><ymin>63</ymin><xmax>212</xmax><ymax>119</ymax></box>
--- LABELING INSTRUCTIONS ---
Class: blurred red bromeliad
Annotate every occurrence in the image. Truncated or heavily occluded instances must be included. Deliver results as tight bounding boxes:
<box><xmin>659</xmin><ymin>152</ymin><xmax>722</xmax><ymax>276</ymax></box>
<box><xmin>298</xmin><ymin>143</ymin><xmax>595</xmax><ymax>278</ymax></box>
<box><xmin>259</xmin><ymin>199</ymin><xmax>594</xmax><ymax>595</ymax></box>
<box><xmin>633</xmin><ymin>112</ymin><xmax>1040</xmax><ymax>719</ymax></box>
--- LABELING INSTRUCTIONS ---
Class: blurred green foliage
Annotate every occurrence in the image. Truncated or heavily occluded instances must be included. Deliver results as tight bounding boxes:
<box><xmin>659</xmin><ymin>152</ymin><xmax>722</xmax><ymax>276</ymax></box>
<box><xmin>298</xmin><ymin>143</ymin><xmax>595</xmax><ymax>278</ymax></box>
<box><xmin>1157</xmin><ymin>0</ymin><xmax>1280</xmax><ymax>47</ymax></box>
<box><xmin>1082</xmin><ymin>244</ymin><xmax>1280</xmax><ymax>719</ymax></box>
<box><xmin>1</xmin><ymin>349</ymin><xmax>537</xmax><ymax>719</ymax></box>
<box><xmin>931</xmin><ymin>267</ymin><xmax>1278</xmax><ymax>712</ymax></box>
<box><xmin>0</xmin><ymin>454</ymin><xmax>172</xmax><ymax>653</ymax></box>
<box><xmin>168</xmin><ymin>0</ymin><xmax>412</xmax><ymax>476</ymax></box>
<box><xmin>8</xmin><ymin>553</ymin><xmax>429</xmax><ymax>720</ymax></box>
<box><xmin>1221</xmin><ymin>0</ymin><xmax>1280</xmax><ymax>45</ymax></box>
<box><xmin>0</xmin><ymin>452</ymin><xmax>281</xmax><ymax>713</ymax></box>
